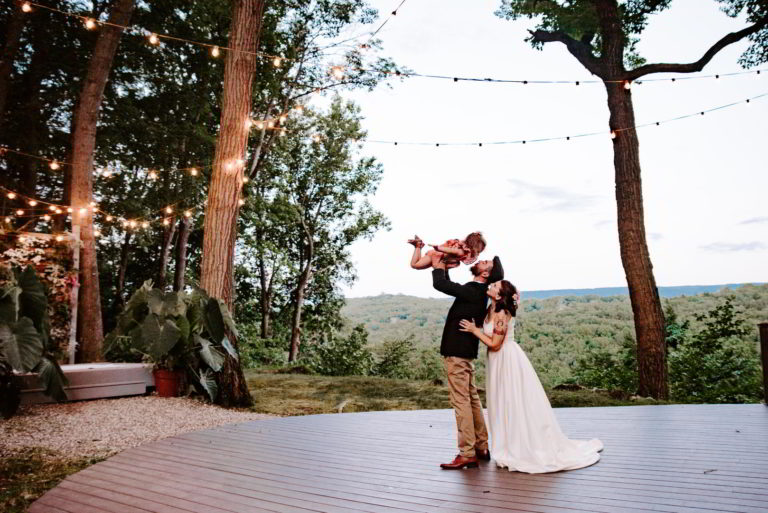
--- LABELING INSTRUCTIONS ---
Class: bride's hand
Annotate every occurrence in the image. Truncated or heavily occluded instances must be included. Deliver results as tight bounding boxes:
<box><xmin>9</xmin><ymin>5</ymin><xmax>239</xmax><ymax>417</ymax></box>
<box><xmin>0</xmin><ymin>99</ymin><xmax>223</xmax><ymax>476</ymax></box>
<box><xmin>458</xmin><ymin>319</ymin><xmax>477</xmax><ymax>334</ymax></box>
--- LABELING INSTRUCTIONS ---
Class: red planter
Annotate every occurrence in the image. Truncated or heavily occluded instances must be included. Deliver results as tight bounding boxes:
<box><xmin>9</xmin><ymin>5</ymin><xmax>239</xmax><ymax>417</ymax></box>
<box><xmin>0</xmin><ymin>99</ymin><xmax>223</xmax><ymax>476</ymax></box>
<box><xmin>153</xmin><ymin>369</ymin><xmax>183</xmax><ymax>397</ymax></box>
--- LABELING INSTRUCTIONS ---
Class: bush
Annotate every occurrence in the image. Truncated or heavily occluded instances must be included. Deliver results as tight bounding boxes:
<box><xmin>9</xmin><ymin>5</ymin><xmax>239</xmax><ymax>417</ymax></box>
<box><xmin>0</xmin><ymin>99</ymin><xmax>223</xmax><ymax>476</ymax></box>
<box><xmin>373</xmin><ymin>337</ymin><xmax>416</xmax><ymax>379</ymax></box>
<box><xmin>668</xmin><ymin>298</ymin><xmax>761</xmax><ymax>403</ymax></box>
<box><xmin>572</xmin><ymin>334</ymin><xmax>637</xmax><ymax>392</ymax></box>
<box><xmin>412</xmin><ymin>347</ymin><xmax>445</xmax><ymax>381</ymax></box>
<box><xmin>237</xmin><ymin>323</ymin><xmax>287</xmax><ymax>368</ymax></box>
<box><xmin>303</xmin><ymin>324</ymin><xmax>374</xmax><ymax>376</ymax></box>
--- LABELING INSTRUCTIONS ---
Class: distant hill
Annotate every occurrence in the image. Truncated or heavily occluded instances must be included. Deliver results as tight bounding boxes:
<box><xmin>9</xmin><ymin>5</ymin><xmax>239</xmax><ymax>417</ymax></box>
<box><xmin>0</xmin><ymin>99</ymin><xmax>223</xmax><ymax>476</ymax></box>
<box><xmin>515</xmin><ymin>283</ymin><xmax>766</xmax><ymax>300</ymax></box>
<box><xmin>341</xmin><ymin>283</ymin><xmax>768</xmax><ymax>387</ymax></box>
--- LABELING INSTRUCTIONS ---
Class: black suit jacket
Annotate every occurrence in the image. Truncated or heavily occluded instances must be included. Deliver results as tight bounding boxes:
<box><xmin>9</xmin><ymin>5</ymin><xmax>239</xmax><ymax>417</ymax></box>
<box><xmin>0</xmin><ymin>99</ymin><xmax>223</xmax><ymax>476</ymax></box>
<box><xmin>432</xmin><ymin>256</ymin><xmax>504</xmax><ymax>359</ymax></box>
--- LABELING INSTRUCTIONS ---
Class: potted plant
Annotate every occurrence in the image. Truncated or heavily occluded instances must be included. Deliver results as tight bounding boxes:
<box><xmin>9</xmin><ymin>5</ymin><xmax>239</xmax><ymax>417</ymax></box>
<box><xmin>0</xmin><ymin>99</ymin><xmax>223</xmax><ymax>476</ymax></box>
<box><xmin>104</xmin><ymin>280</ymin><xmax>238</xmax><ymax>400</ymax></box>
<box><xmin>0</xmin><ymin>265</ymin><xmax>68</xmax><ymax>417</ymax></box>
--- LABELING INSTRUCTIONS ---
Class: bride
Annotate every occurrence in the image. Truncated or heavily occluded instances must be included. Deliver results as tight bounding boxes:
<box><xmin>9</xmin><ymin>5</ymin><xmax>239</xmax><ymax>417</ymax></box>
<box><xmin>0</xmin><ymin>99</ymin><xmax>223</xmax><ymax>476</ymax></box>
<box><xmin>459</xmin><ymin>280</ymin><xmax>603</xmax><ymax>473</ymax></box>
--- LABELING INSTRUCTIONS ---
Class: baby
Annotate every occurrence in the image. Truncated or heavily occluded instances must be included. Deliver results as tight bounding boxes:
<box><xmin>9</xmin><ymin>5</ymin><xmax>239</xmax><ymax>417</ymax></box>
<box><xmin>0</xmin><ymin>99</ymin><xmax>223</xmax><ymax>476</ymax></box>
<box><xmin>408</xmin><ymin>232</ymin><xmax>486</xmax><ymax>270</ymax></box>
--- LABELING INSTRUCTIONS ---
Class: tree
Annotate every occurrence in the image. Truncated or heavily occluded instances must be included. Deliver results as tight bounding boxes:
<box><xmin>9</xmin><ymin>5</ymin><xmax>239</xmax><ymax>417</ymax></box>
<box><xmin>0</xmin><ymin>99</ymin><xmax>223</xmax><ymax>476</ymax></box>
<box><xmin>263</xmin><ymin>97</ymin><xmax>389</xmax><ymax>361</ymax></box>
<box><xmin>69</xmin><ymin>0</ymin><xmax>135</xmax><ymax>362</ymax></box>
<box><xmin>496</xmin><ymin>0</ymin><xmax>768</xmax><ymax>398</ymax></box>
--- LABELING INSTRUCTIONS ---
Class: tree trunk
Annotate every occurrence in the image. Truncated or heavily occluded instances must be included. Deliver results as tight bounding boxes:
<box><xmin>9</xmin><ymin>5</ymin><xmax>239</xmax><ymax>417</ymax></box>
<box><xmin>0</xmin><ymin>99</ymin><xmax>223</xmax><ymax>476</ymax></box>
<box><xmin>201</xmin><ymin>0</ymin><xmax>266</xmax><ymax>308</ymax></box>
<box><xmin>115</xmin><ymin>230</ymin><xmax>131</xmax><ymax>308</ymax></box>
<box><xmin>156</xmin><ymin>218</ymin><xmax>177</xmax><ymax>289</ymax></box>
<box><xmin>173</xmin><ymin>215</ymin><xmax>191</xmax><ymax>292</ymax></box>
<box><xmin>605</xmin><ymin>82</ymin><xmax>668</xmax><ymax>399</ymax></box>
<box><xmin>70</xmin><ymin>0</ymin><xmax>135</xmax><ymax>363</ymax></box>
<box><xmin>0</xmin><ymin>4</ymin><xmax>26</xmax><ymax>123</ymax></box>
<box><xmin>288</xmin><ymin>273</ymin><xmax>310</xmax><ymax>362</ymax></box>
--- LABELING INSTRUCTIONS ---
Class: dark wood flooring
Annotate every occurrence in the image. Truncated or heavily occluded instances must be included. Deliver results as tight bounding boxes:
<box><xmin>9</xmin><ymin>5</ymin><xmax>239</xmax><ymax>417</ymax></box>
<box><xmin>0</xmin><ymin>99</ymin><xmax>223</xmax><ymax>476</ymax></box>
<box><xmin>29</xmin><ymin>404</ymin><xmax>768</xmax><ymax>512</ymax></box>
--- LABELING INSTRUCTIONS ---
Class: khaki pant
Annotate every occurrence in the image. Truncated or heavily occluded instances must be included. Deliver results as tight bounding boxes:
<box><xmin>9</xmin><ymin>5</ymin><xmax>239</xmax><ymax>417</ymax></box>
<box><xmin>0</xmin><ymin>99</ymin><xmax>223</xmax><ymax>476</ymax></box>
<box><xmin>443</xmin><ymin>356</ymin><xmax>488</xmax><ymax>458</ymax></box>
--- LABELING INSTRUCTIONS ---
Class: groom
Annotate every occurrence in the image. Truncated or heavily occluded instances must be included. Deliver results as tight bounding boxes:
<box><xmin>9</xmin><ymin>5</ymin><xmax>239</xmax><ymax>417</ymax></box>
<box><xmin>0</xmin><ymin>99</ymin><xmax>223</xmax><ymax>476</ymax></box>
<box><xmin>432</xmin><ymin>254</ymin><xmax>503</xmax><ymax>469</ymax></box>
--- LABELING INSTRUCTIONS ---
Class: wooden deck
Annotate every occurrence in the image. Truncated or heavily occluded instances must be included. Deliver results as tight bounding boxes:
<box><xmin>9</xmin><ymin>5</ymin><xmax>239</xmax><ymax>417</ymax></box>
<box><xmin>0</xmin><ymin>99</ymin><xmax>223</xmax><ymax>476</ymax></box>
<box><xmin>30</xmin><ymin>404</ymin><xmax>768</xmax><ymax>513</ymax></box>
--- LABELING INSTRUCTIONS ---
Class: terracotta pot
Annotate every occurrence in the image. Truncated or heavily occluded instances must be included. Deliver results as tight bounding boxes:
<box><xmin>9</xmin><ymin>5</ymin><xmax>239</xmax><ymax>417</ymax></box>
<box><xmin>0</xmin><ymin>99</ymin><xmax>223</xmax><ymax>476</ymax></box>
<box><xmin>153</xmin><ymin>369</ymin><xmax>183</xmax><ymax>397</ymax></box>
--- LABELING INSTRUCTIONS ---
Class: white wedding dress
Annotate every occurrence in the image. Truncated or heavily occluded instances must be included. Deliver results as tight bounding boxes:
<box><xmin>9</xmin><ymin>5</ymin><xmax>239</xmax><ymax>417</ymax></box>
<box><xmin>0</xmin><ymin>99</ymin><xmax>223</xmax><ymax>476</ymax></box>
<box><xmin>485</xmin><ymin>319</ymin><xmax>603</xmax><ymax>473</ymax></box>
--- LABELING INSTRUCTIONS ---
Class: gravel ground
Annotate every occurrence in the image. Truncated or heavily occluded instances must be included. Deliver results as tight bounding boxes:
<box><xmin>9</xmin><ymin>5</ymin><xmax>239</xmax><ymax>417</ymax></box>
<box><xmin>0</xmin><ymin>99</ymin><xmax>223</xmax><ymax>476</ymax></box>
<box><xmin>1</xmin><ymin>396</ymin><xmax>275</xmax><ymax>459</ymax></box>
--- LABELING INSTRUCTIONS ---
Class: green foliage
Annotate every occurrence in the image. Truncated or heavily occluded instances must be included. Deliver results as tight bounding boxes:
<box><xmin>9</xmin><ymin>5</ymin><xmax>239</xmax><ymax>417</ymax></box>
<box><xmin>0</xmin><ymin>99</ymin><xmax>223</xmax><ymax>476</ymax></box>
<box><xmin>373</xmin><ymin>337</ymin><xmax>416</xmax><ymax>379</ymax></box>
<box><xmin>0</xmin><ymin>266</ymin><xmax>67</xmax><ymax>416</ymax></box>
<box><xmin>103</xmin><ymin>280</ymin><xmax>240</xmax><ymax>401</ymax></box>
<box><xmin>572</xmin><ymin>333</ymin><xmax>637</xmax><ymax>392</ymax></box>
<box><xmin>668</xmin><ymin>298</ymin><xmax>762</xmax><ymax>403</ymax></box>
<box><xmin>302</xmin><ymin>325</ymin><xmax>375</xmax><ymax>377</ymax></box>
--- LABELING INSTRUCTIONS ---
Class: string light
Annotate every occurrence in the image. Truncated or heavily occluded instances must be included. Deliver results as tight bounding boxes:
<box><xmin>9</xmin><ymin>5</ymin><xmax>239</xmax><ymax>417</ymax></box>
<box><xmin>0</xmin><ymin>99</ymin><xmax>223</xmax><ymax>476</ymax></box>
<box><xmin>184</xmin><ymin>210</ymin><xmax>192</xmax><ymax>218</ymax></box>
<box><xmin>78</xmin><ymin>208</ymin><xmax>87</xmax><ymax>216</ymax></box>
<box><xmin>623</xmin><ymin>80</ymin><xmax>631</xmax><ymax>90</ymax></box>
<box><xmin>267</xmin><ymin>121</ymin><xmax>275</xmax><ymax>128</ymax></box>
<box><xmin>190</xmin><ymin>168</ymin><xmax>198</xmax><ymax>176</ymax></box>
<box><xmin>94</xmin><ymin>229</ymin><xmax>101</xmax><ymax>237</ymax></box>
<box><xmin>66</xmin><ymin>207</ymin><xmax>72</xmax><ymax>213</ymax></box>
<box><xmin>165</xmin><ymin>206</ymin><xmax>173</xmax><ymax>214</ymax></box>
<box><xmin>43</xmin><ymin>214</ymin><xmax>51</xmax><ymax>221</ymax></box>
<box><xmin>7</xmin><ymin>192</ymin><xmax>16</xmax><ymax>199</ymax></box>
<box><xmin>211</xmin><ymin>45</ymin><xmax>220</xmax><ymax>58</ymax></box>
<box><xmin>50</xmin><ymin>160</ymin><xmax>60</xmax><ymax>170</ymax></box>
<box><xmin>102</xmin><ymin>169</ymin><xmax>112</xmax><ymax>178</ymax></box>
<box><xmin>49</xmin><ymin>205</ymin><xmax>56</xmax><ymax>211</ymax></box>
<box><xmin>28</xmin><ymin>200</ymin><xmax>38</xmax><ymax>206</ymax></box>
<box><xmin>255</xmin><ymin>121</ymin><xmax>264</xmax><ymax>130</ymax></box>
<box><xmin>163</xmin><ymin>218</ymin><xmax>170</xmax><ymax>226</ymax></box>
<box><xmin>148</xmin><ymin>33</ymin><xmax>160</xmax><ymax>45</ymax></box>
<box><xmin>245</xmin><ymin>119</ymin><xmax>253</xmax><ymax>129</ymax></box>
<box><xmin>21</xmin><ymin>2</ymin><xmax>32</xmax><ymax>13</ymax></box>
<box><xmin>242</xmin><ymin>177</ymin><xmax>249</xmax><ymax>184</ymax></box>
<box><xmin>84</xmin><ymin>18</ymin><xmax>96</xmax><ymax>30</ymax></box>
<box><xmin>312</xmin><ymin>134</ymin><xmax>322</xmax><ymax>143</ymax></box>
<box><xmin>141</xmin><ymin>221</ymin><xmax>149</xmax><ymax>228</ymax></box>
<box><xmin>106</xmin><ymin>215</ymin><xmax>113</xmax><ymax>222</ymax></box>
<box><xmin>148</xmin><ymin>170</ymin><xmax>158</xmax><ymax>180</ymax></box>
<box><xmin>238</xmin><ymin>199</ymin><xmax>245</xmax><ymax>206</ymax></box>
<box><xmin>129</xmin><ymin>220</ymin><xmax>137</xmax><ymax>228</ymax></box>
<box><xmin>55</xmin><ymin>235</ymin><xmax>64</xmax><ymax>242</ymax></box>
<box><xmin>16</xmin><ymin>209</ymin><xmax>24</xmax><ymax>216</ymax></box>
<box><xmin>273</xmin><ymin>57</ymin><xmax>282</xmax><ymax>67</ymax></box>
<box><xmin>610</xmin><ymin>131</ymin><xmax>617</xmax><ymax>139</ymax></box>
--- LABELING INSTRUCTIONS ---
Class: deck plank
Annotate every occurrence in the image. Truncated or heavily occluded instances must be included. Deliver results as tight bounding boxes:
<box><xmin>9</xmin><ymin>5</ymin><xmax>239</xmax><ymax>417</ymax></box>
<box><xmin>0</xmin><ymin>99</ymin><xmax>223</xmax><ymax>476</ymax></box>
<box><xmin>30</xmin><ymin>404</ymin><xmax>768</xmax><ymax>513</ymax></box>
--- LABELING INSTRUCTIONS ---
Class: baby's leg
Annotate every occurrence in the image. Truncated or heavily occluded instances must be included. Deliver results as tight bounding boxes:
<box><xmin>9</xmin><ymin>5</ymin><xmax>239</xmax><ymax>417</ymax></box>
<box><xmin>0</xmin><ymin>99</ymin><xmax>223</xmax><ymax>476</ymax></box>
<box><xmin>411</xmin><ymin>249</ymin><xmax>437</xmax><ymax>270</ymax></box>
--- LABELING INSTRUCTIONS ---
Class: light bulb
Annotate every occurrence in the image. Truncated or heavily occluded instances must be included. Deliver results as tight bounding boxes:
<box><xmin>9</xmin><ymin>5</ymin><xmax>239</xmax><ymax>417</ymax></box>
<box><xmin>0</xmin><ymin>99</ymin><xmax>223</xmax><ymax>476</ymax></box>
<box><xmin>623</xmin><ymin>80</ymin><xmax>631</xmax><ymax>90</ymax></box>
<box><xmin>245</xmin><ymin>119</ymin><xmax>253</xmax><ymax>129</ymax></box>
<box><xmin>50</xmin><ymin>160</ymin><xmax>60</xmax><ymax>170</ymax></box>
<box><xmin>43</xmin><ymin>214</ymin><xmax>51</xmax><ymax>221</ymax></box>
<box><xmin>16</xmin><ymin>209</ymin><xmax>24</xmax><ymax>216</ymax></box>
<box><xmin>84</xmin><ymin>18</ymin><xmax>96</xmax><ymax>30</ymax></box>
<box><xmin>55</xmin><ymin>208</ymin><xmax>62</xmax><ymax>214</ymax></box>
<box><xmin>90</xmin><ymin>201</ymin><xmax>97</xmax><ymax>207</ymax></box>
<box><xmin>56</xmin><ymin>235</ymin><xmax>64</xmax><ymax>242</ymax></box>
<box><xmin>106</xmin><ymin>215</ymin><xmax>113</xmax><ymax>222</ymax></box>
<box><xmin>312</xmin><ymin>134</ymin><xmax>321</xmax><ymax>143</ymax></box>
<box><xmin>19</xmin><ymin>236</ymin><xmax>26</xmax><ymax>242</ymax></box>
<box><xmin>4</xmin><ymin>217</ymin><xmax>10</xmax><ymax>223</ymax></box>
<box><xmin>184</xmin><ymin>210</ymin><xmax>192</xmax><ymax>218</ymax></box>
<box><xmin>279</xmin><ymin>115</ymin><xmax>287</xmax><ymax>123</ymax></box>
<box><xmin>242</xmin><ymin>177</ymin><xmax>249</xmax><ymax>184</ymax></box>
<box><xmin>163</xmin><ymin>218</ymin><xmax>170</xmax><ymax>226</ymax></box>
<box><xmin>66</xmin><ymin>207</ymin><xmax>73</xmax><ymax>213</ymax></box>
<box><xmin>280</xmin><ymin>129</ymin><xmax>287</xmax><ymax>137</ymax></box>
<box><xmin>267</xmin><ymin>121</ymin><xmax>275</xmax><ymax>128</ymax></box>
<box><xmin>7</xmin><ymin>192</ymin><xmax>16</xmax><ymax>199</ymax></box>
<box><xmin>49</xmin><ymin>205</ymin><xmax>56</xmax><ymax>211</ymax></box>
<box><xmin>211</xmin><ymin>46</ymin><xmax>220</xmax><ymax>58</ymax></box>
<box><xmin>165</xmin><ymin>206</ymin><xmax>173</xmax><ymax>214</ymax></box>
<box><xmin>148</xmin><ymin>170</ymin><xmax>158</xmax><ymax>180</ymax></box>
<box><xmin>610</xmin><ymin>131</ymin><xmax>617</xmax><ymax>139</ymax></box>
<box><xmin>103</xmin><ymin>170</ymin><xmax>112</xmax><ymax>178</ymax></box>
<box><xmin>129</xmin><ymin>220</ymin><xmax>137</xmax><ymax>228</ymax></box>
<box><xmin>141</xmin><ymin>221</ymin><xmax>149</xmax><ymax>228</ymax></box>
<box><xmin>255</xmin><ymin>121</ymin><xmax>264</xmax><ymax>130</ymax></box>
<box><xmin>94</xmin><ymin>229</ymin><xmax>101</xmax><ymax>237</ymax></box>
<box><xmin>331</xmin><ymin>66</ymin><xmax>344</xmax><ymax>80</ymax></box>
<box><xmin>79</xmin><ymin>208</ymin><xmax>87</xmax><ymax>216</ymax></box>
<box><xmin>149</xmin><ymin>33</ymin><xmax>160</xmax><ymax>45</ymax></box>
<box><xmin>238</xmin><ymin>199</ymin><xmax>245</xmax><ymax>206</ymax></box>
<box><xmin>21</xmin><ymin>2</ymin><xmax>32</xmax><ymax>13</ymax></box>
<box><xmin>28</xmin><ymin>200</ymin><xmax>37</xmax><ymax>206</ymax></box>
<box><xmin>273</xmin><ymin>57</ymin><xmax>282</xmax><ymax>67</ymax></box>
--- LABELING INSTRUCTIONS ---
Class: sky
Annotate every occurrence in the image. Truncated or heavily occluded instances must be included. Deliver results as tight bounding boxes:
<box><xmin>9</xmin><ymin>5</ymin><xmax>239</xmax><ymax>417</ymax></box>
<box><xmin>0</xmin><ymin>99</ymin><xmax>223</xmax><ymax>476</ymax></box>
<box><xmin>325</xmin><ymin>0</ymin><xmax>767</xmax><ymax>298</ymax></box>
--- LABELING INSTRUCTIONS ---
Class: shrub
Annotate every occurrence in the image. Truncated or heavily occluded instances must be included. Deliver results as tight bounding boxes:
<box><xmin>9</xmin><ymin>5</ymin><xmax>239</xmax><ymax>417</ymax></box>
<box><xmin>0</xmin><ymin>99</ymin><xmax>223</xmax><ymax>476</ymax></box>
<box><xmin>571</xmin><ymin>333</ymin><xmax>637</xmax><ymax>392</ymax></box>
<box><xmin>373</xmin><ymin>337</ymin><xmax>415</xmax><ymax>379</ymax></box>
<box><xmin>303</xmin><ymin>324</ymin><xmax>374</xmax><ymax>376</ymax></box>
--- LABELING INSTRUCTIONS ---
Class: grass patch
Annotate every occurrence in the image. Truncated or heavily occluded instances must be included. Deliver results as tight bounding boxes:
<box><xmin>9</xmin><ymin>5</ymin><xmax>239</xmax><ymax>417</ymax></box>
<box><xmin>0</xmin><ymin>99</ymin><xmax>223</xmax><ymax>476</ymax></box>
<box><xmin>246</xmin><ymin>370</ymin><xmax>664</xmax><ymax>416</ymax></box>
<box><xmin>0</xmin><ymin>448</ymin><xmax>105</xmax><ymax>513</ymax></box>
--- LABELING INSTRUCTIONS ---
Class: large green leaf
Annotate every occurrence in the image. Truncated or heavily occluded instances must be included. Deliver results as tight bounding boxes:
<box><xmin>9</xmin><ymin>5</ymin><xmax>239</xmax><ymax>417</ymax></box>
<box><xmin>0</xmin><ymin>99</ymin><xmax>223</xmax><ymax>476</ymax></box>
<box><xmin>16</xmin><ymin>266</ymin><xmax>49</xmax><ymax>347</ymax></box>
<box><xmin>147</xmin><ymin>289</ymin><xmax>165</xmax><ymax>316</ymax></box>
<box><xmin>196</xmin><ymin>368</ymin><xmax>218</xmax><ymax>402</ymax></box>
<box><xmin>175</xmin><ymin>315</ymin><xmax>191</xmax><ymax>343</ymax></box>
<box><xmin>0</xmin><ymin>284</ymin><xmax>21</xmax><ymax>325</ymax></box>
<box><xmin>37</xmin><ymin>357</ymin><xmax>68</xmax><ymax>402</ymax></box>
<box><xmin>220</xmin><ymin>336</ymin><xmax>238</xmax><ymax>361</ymax></box>
<box><xmin>163</xmin><ymin>292</ymin><xmax>186</xmax><ymax>317</ymax></box>
<box><xmin>185</xmin><ymin>299</ymin><xmax>204</xmax><ymax>336</ymax></box>
<box><xmin>203</xmin><ymin>298</ymin><xmax>225</xmax><ymax>344</ymax></box>
<box><xmin>217</xmin><ymin>299</ymin><xmax>239</xmax><ymax>339</ymax></box>
<box><xmin>196</xmin><ymin>334</ymin><xmax>224</xmax><ymax>372</ymax></box>
<box><xmin>0</xmin><ymin>318</ymin><xmax>43</xmax><ymax>372</ymax></box>
<box><xmin>141</xmin><ymin>315</ymin><xmax>182</xmax><ymax>363</ymax></box>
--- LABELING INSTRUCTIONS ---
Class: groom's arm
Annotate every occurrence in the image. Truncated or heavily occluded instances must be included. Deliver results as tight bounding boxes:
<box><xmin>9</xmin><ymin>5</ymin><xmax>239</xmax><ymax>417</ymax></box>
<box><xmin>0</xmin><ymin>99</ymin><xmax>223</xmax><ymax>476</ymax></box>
<box><xmin>432</xmin><ymin>268</ymin><xmax>481</xmax><ymax>302</ymax></box>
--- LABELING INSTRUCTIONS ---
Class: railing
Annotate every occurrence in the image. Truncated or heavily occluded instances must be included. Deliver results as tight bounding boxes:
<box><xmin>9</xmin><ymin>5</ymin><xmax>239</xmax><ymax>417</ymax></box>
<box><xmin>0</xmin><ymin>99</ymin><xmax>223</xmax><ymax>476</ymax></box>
<box><xmin>760</xmin><ymin>322</ymin><xmax>768</xmax><ymax>405</ymax></box>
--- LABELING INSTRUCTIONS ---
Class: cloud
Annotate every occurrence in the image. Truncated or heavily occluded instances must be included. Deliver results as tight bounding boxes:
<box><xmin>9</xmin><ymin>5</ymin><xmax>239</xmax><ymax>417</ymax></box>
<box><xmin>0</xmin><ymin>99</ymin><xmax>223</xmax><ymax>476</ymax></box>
<box><xmin>508</xmin><ymin>178</ymin><xmax>602</xmax><ymax>211</ymax></box>
<box><xmin>650</xmin><ymin>233</ymin><xmax>663</xmax><ymax>241</ymax></box>
<box><xmin>740</xmin><ymin>216</ymin><xmax>768</xmax><ymax>225</ymax></box>
<box><xmin>700</xmin><ymin>241</ymin><xmax>767</xmax><ymax>252</ymax></box>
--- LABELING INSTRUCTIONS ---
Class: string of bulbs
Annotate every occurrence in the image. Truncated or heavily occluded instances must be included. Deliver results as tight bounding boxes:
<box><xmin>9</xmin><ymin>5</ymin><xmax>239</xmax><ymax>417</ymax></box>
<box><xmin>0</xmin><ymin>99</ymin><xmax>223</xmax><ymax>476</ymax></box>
<box><xmin>17</xmin><ymin>1</ymin><xmax>765</xmax><ymax>87</ymax></box>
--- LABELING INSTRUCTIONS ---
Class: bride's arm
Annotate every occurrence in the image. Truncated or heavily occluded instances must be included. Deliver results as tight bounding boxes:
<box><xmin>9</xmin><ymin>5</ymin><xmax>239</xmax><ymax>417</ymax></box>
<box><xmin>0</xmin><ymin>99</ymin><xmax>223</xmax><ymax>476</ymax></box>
<box><xmin>458</xmin><ymin>315</ymin><xmax>508</xmax><ymax>352</ymax></box>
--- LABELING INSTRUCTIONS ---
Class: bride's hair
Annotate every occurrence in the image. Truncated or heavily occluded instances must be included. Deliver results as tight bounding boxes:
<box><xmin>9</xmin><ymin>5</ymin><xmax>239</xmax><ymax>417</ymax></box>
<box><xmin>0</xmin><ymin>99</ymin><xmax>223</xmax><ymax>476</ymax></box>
<box><xmin>487</xmin><ymin>280</ymin><xmax>518</xmax><ymax>318</ymax></box>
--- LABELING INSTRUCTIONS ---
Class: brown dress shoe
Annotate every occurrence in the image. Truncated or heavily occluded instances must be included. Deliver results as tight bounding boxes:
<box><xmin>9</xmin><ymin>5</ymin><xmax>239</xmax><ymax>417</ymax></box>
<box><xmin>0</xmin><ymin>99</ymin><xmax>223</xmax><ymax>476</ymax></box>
<box><xmin>440</xmin><ymin>454</ymin><xmax>478</xmax><ymax>469</ymax></box>
<box><xmin>475</xmin><ymin>448</ymin><xmax>490</xmax><ymax>461</ymax></box>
